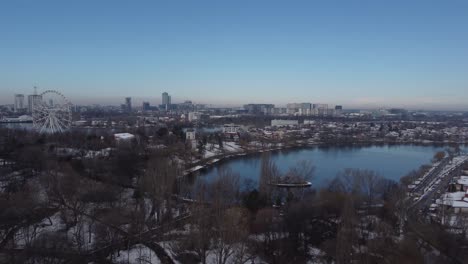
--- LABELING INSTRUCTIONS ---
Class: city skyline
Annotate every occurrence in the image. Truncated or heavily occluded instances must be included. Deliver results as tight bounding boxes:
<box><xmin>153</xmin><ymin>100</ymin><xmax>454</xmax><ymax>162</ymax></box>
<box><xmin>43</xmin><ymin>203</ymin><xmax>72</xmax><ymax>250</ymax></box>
<box><xmin>5</xmin><ymin>90</ymin><xmax>468</xmax><ymax>111</ymax></box>
<box><xmin>1</xmin><ymin>1</ymin><xmax>468</xmax><ymax>110</ymax></box>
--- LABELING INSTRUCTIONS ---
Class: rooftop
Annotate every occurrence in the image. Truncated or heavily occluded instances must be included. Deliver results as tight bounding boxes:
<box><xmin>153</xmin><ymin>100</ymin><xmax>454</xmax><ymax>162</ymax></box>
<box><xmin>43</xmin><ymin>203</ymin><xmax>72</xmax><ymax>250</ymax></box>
<box><xmin>114</xmin><ymin>133</ymin><xmax>135</xmax><ymax>140</ymax></box>
<box><xmin>457</xmin><ymin>176</ymin><xmax>468</xmax><ymax>186</ymax></box>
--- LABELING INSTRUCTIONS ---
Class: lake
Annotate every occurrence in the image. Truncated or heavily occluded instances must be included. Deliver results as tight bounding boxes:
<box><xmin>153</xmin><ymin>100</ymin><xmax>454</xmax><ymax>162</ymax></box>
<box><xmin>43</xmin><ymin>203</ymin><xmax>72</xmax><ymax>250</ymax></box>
<box><xmin>198</xmin><ymin>145</ymin><xmax>465</xmax><ymax>188</ymax></box>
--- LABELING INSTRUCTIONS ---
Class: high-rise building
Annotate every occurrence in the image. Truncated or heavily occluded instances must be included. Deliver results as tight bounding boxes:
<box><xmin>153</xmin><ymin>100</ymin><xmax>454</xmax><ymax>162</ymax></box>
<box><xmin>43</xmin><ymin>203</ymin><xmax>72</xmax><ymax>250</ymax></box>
<box><xmin>178</xmin><ymin>100</ymin><xmax>194</xmax><ymax>111</ymax></box>
<box><xmin>286</xmin><ymin>103</ymin><xmax>311</xmax><ymax>115</ymax></box>
<box><xmin>162</xmin><ymin>92</ymin><xmax>172</xmax><ymax>110</ymax></box>
<box><xmin>162</xmin><ymin>92</ymin><xmax>171</xmax><ymax>105</ymax></box>
<box><xmin>243</xmin><ymin>104</ymin><xmax>275</xmax><ymax>115</ymax></box>
<box><xmin>125</xmin><ymin>97</ymin><xmax>132</xmax><ymax>112</ymax></box>
<box><xmin>334</xmin><ymin>105</ymin><xmax>343</xmax><ymax>116</ymax></box>
<box><xmin>142</xmin><ymin>101</ymin><xmax>150</xmax><ymax>111</ymax></box>
<box><xmin>162</xmin><ymin>92</ymin><xmax>167</xmax><ymax>105</ymax></box>
<box><xmin>27</xmin><ymin>94</ymin><xmax>42</xmax><ymax>113</ymax></box>
<box><xmin>14</xmin><ymin>94</ymin><xmax>24</xmax><ymax>112</ymax></box>
<box><xmin>313</xmin><ymin>104</ymin><xmax>328</xmax><ymax>116</ymax></box>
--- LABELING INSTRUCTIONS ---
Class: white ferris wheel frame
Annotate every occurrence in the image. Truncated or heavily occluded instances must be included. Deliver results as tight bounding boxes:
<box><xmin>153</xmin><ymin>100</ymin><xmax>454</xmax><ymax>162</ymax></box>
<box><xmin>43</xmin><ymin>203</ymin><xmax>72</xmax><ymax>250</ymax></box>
<box><xmin>32</xmin><ymin>90</ymin><xmax>72</xmax><ymax>134</ymax></box>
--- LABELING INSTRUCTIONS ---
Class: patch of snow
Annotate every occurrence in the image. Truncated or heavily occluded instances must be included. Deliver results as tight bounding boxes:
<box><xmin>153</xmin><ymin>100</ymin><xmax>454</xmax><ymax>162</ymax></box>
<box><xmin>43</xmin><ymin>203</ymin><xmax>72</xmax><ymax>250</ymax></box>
<box><xmin>113</xmin><ymin>244</ymin><xmax>161</xmax><ymax>264</ymax></box>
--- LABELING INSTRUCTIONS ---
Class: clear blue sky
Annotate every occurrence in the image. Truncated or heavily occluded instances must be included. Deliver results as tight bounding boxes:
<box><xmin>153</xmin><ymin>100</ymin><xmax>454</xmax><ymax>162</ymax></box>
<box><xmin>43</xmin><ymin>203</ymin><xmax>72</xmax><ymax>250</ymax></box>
<box><xmin>1</xmin><ymin>0</ymin><xmax>468</xmax><ymax>109</ymax></box>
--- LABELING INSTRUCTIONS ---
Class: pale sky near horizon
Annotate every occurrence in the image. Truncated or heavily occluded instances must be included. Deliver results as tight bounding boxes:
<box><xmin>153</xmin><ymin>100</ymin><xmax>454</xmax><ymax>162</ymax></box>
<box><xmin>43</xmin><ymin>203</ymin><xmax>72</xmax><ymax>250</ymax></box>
<box><xmin>1</xmin><ymin>1</ymin><xmax>468</xmax><ymax>110</ymax></box>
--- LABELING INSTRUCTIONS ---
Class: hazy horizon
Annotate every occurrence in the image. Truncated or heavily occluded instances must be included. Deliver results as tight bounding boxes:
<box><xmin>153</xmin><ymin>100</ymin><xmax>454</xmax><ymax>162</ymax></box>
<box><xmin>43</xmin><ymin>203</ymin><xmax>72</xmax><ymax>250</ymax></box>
<box><xmin>14</xmin><ymin>94</ymin><xmax>465</xmax><ymax>112</ymax></box>
<box><xmin>1</xmin><ymin>1</ymin><xmax>468</xmax><ymax>110</ymax></box>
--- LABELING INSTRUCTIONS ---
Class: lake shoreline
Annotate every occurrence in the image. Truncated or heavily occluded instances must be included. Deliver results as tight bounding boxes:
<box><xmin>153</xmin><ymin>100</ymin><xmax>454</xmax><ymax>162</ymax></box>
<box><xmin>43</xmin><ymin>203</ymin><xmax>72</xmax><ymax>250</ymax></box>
<box><xmin>185</xmin><ymin>140</ymin><xmax>465</xmax><ymax>176</ymax></box>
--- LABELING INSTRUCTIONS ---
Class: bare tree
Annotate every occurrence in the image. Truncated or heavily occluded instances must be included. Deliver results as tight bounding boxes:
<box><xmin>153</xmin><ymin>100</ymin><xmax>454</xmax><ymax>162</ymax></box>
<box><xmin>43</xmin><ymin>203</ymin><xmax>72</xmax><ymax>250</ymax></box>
<box><xmin>184</xmin><ymin>181</ymin><xmax>212</xmax><ymax>264</ymax></box>
<box><xmin>333</xmin><ymin>169</ymin><xmax>384</xmax><ymax>207</ymax></box>
<box><xmin>285</xmin><ymin>160</ymin><xmax>315</xmax><ymax>183</ymax></box>
<box><xmin>252</xmin><ymin>208</ymin><xmax>281</xmax><ymax>257</ymax></box>
<box><xmin>335</xmin><ymin>198</ymin><xmax>358</xmax><ymax>264</ymax></box>
<box><xmin>43</xmin><ymin>163</ymin><xmax>86</xmax><ymax>227</ymax></box>
<box><xmin>212</xmin><ymin>207</ymin><xmax>250</xmax><ymax>264</ymax></box>
<box><xmin>258</xmin><ymin>153</ymin><xmax>280</xmax><ymax>203</ymax></box>
<box><xmin>140</xmin><ymin>155</ymin><xmax>178</xmax><ymax>226</ymax></box>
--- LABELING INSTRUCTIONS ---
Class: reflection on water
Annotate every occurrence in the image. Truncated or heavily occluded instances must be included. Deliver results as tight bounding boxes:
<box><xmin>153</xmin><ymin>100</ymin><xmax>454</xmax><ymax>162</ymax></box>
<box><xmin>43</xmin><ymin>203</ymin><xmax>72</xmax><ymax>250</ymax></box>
<box><xmin>198</xmin><ymin>145</ymin><xmax>466</xmax><ymax>188</ymax></box>
<box><xmin>0</xmin><ymin>123</ymin><xmax>34</xmax><ymax>130</ymax></box>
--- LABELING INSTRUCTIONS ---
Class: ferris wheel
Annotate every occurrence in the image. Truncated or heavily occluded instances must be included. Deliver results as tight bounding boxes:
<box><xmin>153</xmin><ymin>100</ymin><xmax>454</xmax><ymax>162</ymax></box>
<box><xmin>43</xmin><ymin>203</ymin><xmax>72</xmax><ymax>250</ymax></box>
<box><xmin>32</xmin><ymin>90</ymin><xmax>73</xmax><ymax>133</ymax></box>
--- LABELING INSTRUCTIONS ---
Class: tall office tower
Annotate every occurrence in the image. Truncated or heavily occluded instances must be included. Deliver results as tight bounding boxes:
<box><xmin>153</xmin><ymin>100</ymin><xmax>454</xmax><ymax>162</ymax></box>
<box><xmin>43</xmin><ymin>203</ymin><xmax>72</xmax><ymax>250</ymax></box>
<box><xmin>162</xmin><ymin>92</ymin><xmax>171</xmax><ymax>110</ymax></box>
<box><xmin>125</xmin><ymin>97</ymin><xmax>132</xmax><ymax>112</ymax></box>
<box><xmin>28</xmin><ymin>94</ymin><xmax>42</xmax><ymax>113</ymax></box>
<box><xmin>162</xmin><ymin>92</ymin><xmax>171</xmax><ymax>105</ymax></box>
<box><xmin>244</xmin><ymin>104</ymin><xmax>275</xmax><ymax>115</ymax></box>
<box><xmin>313</xmin><ymin>103</ymin><xmax>329</xmax><ymax>116</ymax></box>
<box><xmin>14</xmin><ymin>94</ymin><xmax>24</xmax><ymax>112</ymax></box>
<box><xmin>142</xmin><ymin>101</ymin><xmax>150</xmax><ymax>111</ymax></box>
<box><xmin>335</xmin><ymin>105</ymin><xmax>343</xmax><ymax>116</ymax></box>
<box><xmin>162</xmin><ymin>92</ymin><xmax>168</xmax><ymax>105</ymax></box>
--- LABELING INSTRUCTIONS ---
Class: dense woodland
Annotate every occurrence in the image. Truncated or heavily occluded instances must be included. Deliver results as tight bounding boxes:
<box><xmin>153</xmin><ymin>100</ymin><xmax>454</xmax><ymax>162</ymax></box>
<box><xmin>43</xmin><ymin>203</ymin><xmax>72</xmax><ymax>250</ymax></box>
<box><xmin>0</xmin><ymin>127</ymin><xmax>467</xmax><ymax>264</ymax></box>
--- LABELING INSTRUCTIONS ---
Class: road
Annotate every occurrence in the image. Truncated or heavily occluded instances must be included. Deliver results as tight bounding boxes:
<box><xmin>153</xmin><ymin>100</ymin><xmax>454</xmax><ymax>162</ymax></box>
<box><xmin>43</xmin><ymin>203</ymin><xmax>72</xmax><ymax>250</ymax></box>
<box><xmin>411</xmin><ymin>157</ymin><xmax>449</xmax><ymax>195</ymax></box>
<box><xmin>410</xmin><ymin>154</ymin><xmax>468</xmax><ymax>213</ymax></box>
<box><xmin>405</xmin><ymin>154</ymin><xmax>468</xmax><ymax>264</ymax></box>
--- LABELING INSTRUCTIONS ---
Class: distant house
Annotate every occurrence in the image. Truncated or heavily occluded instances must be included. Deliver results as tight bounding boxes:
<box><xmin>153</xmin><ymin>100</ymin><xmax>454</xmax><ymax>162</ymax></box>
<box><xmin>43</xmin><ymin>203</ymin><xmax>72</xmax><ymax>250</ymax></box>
<box><xmin>454</xmin><ymin>176</ymin><xmax>468</xmax><ymax>192</ymax></box>
<box><xmin>385</xmin><ymin>131</ymin><xmax>399</xmax><ymax>138</ymax></box>
<box><xmin>188</xmin><ymin>112</ymin><xmax>201</xmax><ymax>122</ymax></box>
<box><xmin>437</xmin><ymin>191</ymin><xmax>468</xmax><ymax>214</ymax></box>
<box><xmin>114</xmin><ymin>133</ymin><xmax>135</xmax><ymax>145</ymax></box>
<box><xmin>271</xmin><ymin>119</ymin><xmax>298</xmax><ymax>127</ymax></box>
<box><xmin>186</xmin><ymin>129</ymin><xmax>197</xmax><ymax>149</ymax></box>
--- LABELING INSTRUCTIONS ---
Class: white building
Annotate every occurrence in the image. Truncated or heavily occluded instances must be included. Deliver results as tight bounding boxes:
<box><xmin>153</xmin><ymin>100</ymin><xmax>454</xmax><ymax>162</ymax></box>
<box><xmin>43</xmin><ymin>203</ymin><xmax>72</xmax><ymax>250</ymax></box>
<box><xmin>114</xmin><ymin>133</ymin><xmax>135</xmax><ymax>144</ymax></box>
<box><xmin>313</xmin><ymin>104</ymin><xmax>328</xmax><ymax>116</ymax></box>
<box><xmin>287</xmin><ymin>102</ymin><xmax>335</xmax><ymax>116</ymax></box>
<box><xmin>14</xmin><ymin>94</ymin><xmax>24</xmax><ymax>112</ymax></box>
<box><xmin>272</xmin><ymin>107</ymin><xmax>287</xmax><ymax>115</ymax></box>
<box><xmin>223</xmin><ymin>124</ymin><xmax>240</xmax><ymax>134</ymax></box>
<box><xmin>299</xmin><ymin>107</ymin><xmax>312</xmax><ymax>116</ymax></box>
<box><xmin>454</xmin><ymin>175</ymin><xmax>468</xmax><ymax>192</ymax></box>
<box><xmin>186</xmin><ymin>129</ymin><xmax>197</xmax><ymax>149</ymax></box>
<box><xmin>286</xmin><ymin>103</ymin><xmax>301</xmax><ymax>115</ymax></box>
<box><xmin>188</xmin><ymin>112</ymin><xmax>202</xmax><ymax>122</ymax></box>
<box><xmin>162</xmin><ymin>92</ymin><xmax>171</xmax><ymax>109</ymax></box>
<box><xmin>186</xmin><ymin>130</ymin><xmax>196</xmax><ymax>140</ymax></box>
<box><xmin>437</xmin><ymin>191</ymin><xmax>468</xmax><ymax>214</ymax></box>
<box><xmin>303</xmin><ymin>120</ymin><xmax>316</xmax><ymax>125</ymax></box>
<box><xmin>271</xmin><ymin>119</ymin><xmax>299</xmax><ymax>127</ymax></box>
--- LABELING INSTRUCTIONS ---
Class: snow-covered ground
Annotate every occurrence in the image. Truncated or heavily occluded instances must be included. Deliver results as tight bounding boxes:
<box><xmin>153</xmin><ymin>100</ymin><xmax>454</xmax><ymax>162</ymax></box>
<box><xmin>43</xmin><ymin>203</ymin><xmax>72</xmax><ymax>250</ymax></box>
<box><xmin>55</xmin><ymin>147</ymin><xmax>113</xmax><ymax>159</ymax></box>
<box><xmin>158</xmin><ymin>241</ymin><xmax>182</xmax><ymax>264</ymax></box>
<box><xmin>201</xmin><ymin>142</ymin><xmax>243</xmax><ymax>160</ymax></box>
<box><xmin>113</xmin><ymin>244</ymin><xmax>161</xmax><ymax>264</ymax></box>
<box><xmin>223</xmin><ymin>142</ymin><xmax>243</xmax><ymax>153</ymax></box>
<box><xmin>307</xmin><ymin>247</ymin><xmax>326</xmax><ymax>264</ymax></box>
